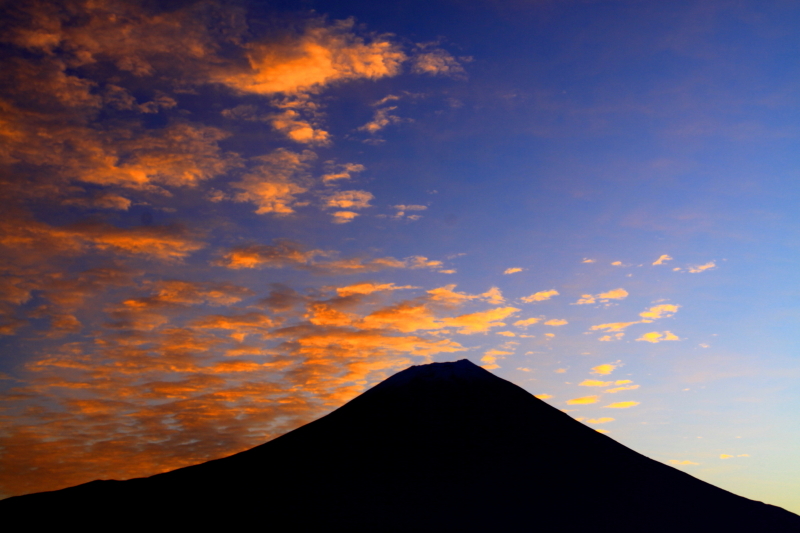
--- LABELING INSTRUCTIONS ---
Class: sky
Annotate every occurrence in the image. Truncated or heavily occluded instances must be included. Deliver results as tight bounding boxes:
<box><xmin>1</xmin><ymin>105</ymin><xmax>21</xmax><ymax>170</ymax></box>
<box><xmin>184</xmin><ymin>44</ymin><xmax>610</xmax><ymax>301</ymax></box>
<box><xmin>1</xmin><ymin>0</ymin><xmax>800</xmax><ymax>512</ymax></box>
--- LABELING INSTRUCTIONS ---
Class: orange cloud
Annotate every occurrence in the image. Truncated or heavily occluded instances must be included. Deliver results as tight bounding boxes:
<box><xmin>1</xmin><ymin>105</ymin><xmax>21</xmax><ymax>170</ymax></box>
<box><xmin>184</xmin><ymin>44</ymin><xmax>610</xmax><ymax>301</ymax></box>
<box><xmin>605</xmin><ymin>384</ymin><xmax>640</xmax><ymax>393</ymax></box>
<box><xmin>513</xmin><ymin>317</ymin><xmax>541</xmax><ymax>328</ymax></box>
<box><xmin>503</xmin><ymin>267</ymin><xmax>524</xmax><ymax>275</ymax></box>
<box><xmin>411</xmin><ymin>45</ymin><xmax>466</xmax><ymax>77</ymax></box>
<box><xmin>324</xmin><ymin>190</ymin><xmax>374</xmax><ymax>210</ymax></box>
<box><xmin>232</xmin><ymin>149</ymin><xmax>314</xmax><ymax>215</ymax></box>
<box><xmin>653</xmin><ymin>254</ymin><xmax>673</xmax><ymax>265</ymax></box>
<box><xmin>579</xmin><ymin>380</ymin><xmax>611</xmax><ymax>387</ymax></box>
<box><xmin>591</xmin><ymin>363</ymin><xmax>618</xmax><ymax>375</ymax></box>
<box><xmin>586</xmin><ymin>417</ymin><xmax>615</xmax><ymax>424</ymax></box>
<box><xmin>566</xmin><ymin>395</ymin><xmax>600</xmax><ymax>405</ymax></box>
<box><xmin>269</xmin><ymin>109</ymin><xmax>330</xmax><ymax>145</ymax></box>
<box><xmin>442</xmin><ymin>306</ymin><xmax>520</xmax><ymax>334</ymax></box>
<box><xmin>639</xmin><ymin>304</ymin><xmax>679</xmax><ymax>320</ymax></box>
<box><xmin>521</xmin><ymin>289</ymin><xmax>558</xmax><ymax>303</ymax></box>
<box><xmin>359</xmin><ymin>106</ymin><xmax>403</xmax><ymax>135</ymax></box>
<box><xmin>427</xmin><ymin>285</ymin><xmax>502</xmax><ymax>305</ymax></box>
<box><xmin>688</xmin><ymin>261</ymin><xmax>716</xmax><ymax>273</ymax></box>
<box><xmin>590</xmin><ymin>321</ymin><xmax>640</xmax><ymax>333</ymax></box>
<box><xmin>605</xmin><ymin>401</ymin><xmax>640</xmax><ymax>408</ymax></box>
<box><xmin>334</xmin><ymin>282</ymin><xmax>417</xmax><ymax>297</ymax></box>
<box><xmin>535</xmin><ymin>394</ymin><xmax>553</xmax><ymax>400</ymax></box>
<box><xmin>636</xmin><ymin>331</ymin><xmax>680</xmax><ymax>343</ymax></box>
<box><xmin>575</xmin><ymin>288</ymin><xmax>628</xmax><ymax>305</ymax></box>
<box><xmin>544</xmin><ymin>318</ymin><xmax>568</xmax><ymax>326</ymax></box>
<box><xmin>669</xmin><ymin>460</ymin><xmax>699</xmax><ymax>465</ymax></box>
<box><xmin>217</xmin><ymin>20</ymin><xmax>406</xmax><ymax>96</ymax></box>
<box><xmin>322</xmin><ymin>163</ymin><xmax>365</xmax><ymax>183</ymax></box>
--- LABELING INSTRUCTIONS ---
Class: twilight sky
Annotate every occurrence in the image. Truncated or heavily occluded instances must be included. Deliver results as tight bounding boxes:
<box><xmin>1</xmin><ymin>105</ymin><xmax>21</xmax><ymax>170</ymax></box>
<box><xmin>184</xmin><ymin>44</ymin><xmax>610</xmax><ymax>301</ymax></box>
<box><xmin>2</xmin><ymin>0</ymin><xmax>800</xmax><ymax>512</ymax></box>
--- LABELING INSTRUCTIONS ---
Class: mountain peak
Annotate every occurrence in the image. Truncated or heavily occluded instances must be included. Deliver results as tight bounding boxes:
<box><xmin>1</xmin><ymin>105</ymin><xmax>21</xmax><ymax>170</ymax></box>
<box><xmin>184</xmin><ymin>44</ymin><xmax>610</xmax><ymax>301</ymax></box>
<box><xmin>375</xmin><ymin>358</ymin><xmax>491</xmax><ymax>388</ymax></box>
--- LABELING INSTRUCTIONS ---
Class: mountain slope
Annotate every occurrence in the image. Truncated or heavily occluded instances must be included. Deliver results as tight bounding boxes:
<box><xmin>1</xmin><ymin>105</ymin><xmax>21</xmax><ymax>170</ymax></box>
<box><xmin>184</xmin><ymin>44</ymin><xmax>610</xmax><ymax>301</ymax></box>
<box><xmin>3</xmin><ymin>360</ymin><xmax>799</xmax><ymax>531</ymax></box>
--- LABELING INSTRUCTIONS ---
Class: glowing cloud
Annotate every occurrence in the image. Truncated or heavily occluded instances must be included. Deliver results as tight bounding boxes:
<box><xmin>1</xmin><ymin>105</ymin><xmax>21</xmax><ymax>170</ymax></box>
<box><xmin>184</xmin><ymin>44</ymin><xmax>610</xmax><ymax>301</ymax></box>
<box><xmin>334</xmin><ymin>282</ymin><xmax>417</xmax><ymax>297</ymax></box>
<box><xmin>669</xmin><ymin>460</ymin><xmax>699</xmax><ymax>465</ymax></box>
<box><xmin>720</xmin><ymin>454</ymin><xmax>734</xmax><ymax>459</ymax></box>
<box><xmin>590</xmin><ymin>322</ymin><xmax>640</xmax><ymax>333</ymax></box>
<box><xmin>324</xmin><ymin>190</ymin><xmax>374</xmax><ymax>210</ymax></box>
<box><xmin>605</xmin><ymin>401</ymin><xmax>640</xmax><ymax>408</ymax></box>
<box><xmin>579</xmin><ymin>380</ymin><xmax>612</xmax><ymax>387</ymax></box>
<box><xmin>640</xmin><ymin>304</ymin><xmax>679</xmax><ymax>319</ymax></box>
<box><xmin>503</xmin><ymin>267</ymin><xmax>524</xmax><ymax>274</ymax></box>
<box><xmin>443</xmin><ymin>306</ymin><xmax>520</xmax><ymax>334</ymax></box>
<box><xmin>567</xmin><ymin>395</ymin><xmax>600</xmax><ymax>405</ymax></box>
<box><xmin>591</xmin><ymin>363</ymin><xmax>618</xmax><ymax>375</ymax></box>
<box><xmin>575</xmin><ymin>288</ymin><xmax>628</xmax><ymax>305</ymax></box>
<box><xmin>605</xmin><ymin>384</ymin><xmax>640</xmax><ymax>393</ymax></box>
<box><xmin>218</xmin><ymin>20</ymin><xmax>406</xmax><ymax>96</ymax></box>
<box><xmin>653</xmin><ymin>255</ymin><xmax>673</xmax><ymax>265</ymax></box>
<box><xmin>521</xmin><ymin>289</ymin><xmax>559</xmax><ymax>303</ymax></box>
<box><xmin>544</xmin><ymin>319</ymin><xmax>568</xmax><ymax>326</ymax></box>
<box><xmin>322</xmin><ymin>163</ymin><xmax>365</xmax><ymax>183</ymax></box>
<box><xmin>586</xmin><ymin>418</ymin><xmax>615</xmax><ymax>424</ymax></box>
<box><xmin>535</xmin><ymin>394</ymin><xmax>553</xmax><ymax>400</ymax></box>
<box><xmin>636</xmin><ymin>331</ymin><xmax>680</xmax><ymax>343</ymax></box>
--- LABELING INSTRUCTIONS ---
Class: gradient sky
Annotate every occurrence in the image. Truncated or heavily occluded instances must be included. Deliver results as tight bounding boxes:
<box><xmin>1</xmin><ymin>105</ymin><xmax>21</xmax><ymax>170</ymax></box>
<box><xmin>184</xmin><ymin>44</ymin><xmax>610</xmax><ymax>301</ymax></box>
<box><xmin>2</xmin><ymin>0</ymin><xmax>800</xmax><ymax>512</ymax></box>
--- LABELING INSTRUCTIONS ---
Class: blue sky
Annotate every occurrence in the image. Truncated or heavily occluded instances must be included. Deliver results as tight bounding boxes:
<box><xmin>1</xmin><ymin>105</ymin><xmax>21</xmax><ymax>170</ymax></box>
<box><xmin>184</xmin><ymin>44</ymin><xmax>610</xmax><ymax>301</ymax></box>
<box><xmin>1</xmin><ymin>0</ymin><xmax>799</xmax><ymax>512</ymax></box>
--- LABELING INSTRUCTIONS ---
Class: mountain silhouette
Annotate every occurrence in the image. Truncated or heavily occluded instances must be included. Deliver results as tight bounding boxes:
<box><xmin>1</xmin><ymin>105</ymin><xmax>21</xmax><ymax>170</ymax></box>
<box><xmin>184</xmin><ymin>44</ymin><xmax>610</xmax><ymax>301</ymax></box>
<box><xmin>3</xmin><ymin>359</ymin><xmax>799</xmax><ymax>531</ymax></box>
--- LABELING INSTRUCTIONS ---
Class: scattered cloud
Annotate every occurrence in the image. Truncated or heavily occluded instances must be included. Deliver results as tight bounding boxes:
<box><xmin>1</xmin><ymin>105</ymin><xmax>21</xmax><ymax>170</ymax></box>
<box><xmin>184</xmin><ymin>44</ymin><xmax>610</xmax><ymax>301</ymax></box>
<box><xmin>359</xmin><ymin>106</ymin><xmax>404</xmax><ymax>135</ymax></box>
<box><xmin>605</xmin><ymin>384</ymin><xmax>640</xmax><ymax>393</ymax></box>
<box><xmin>636</xmin><ymin>331</ymin><xmax>680</xmax><ymax>343</ymax></box>
<box><xmin>392</xmin><ymin>205</ymin><xmax>427</xmax><ymax>220</ymax></box>
<box><xmin>591</xmin><ymin>363</ymin><xmax>619</xmax><ymax>375</ymax></box>
<box><xmin>232</xmin><ymin>149</ymin><xmax>314</xmax><ymax>215</ymax></box>
<box><xmin>575</xmin><ymin>288</ymin><xmax>628</xmax><ymax>305</ymax></box>
<box><xmin>640</xmin><ymin>304</ymin><xmax>679</xmax><ymax>320</ymax></box>
<box><xmin>503</xmin><ymin>267</ymin><xmax>524</xmax><ymax>275</ymax></box>
<box><xmin>582</xmin><ymin>258</ymin><xmax>595</xmax><ymax>263</ymax></box>
<box><xmin>334</xmin><ymin>282</ymin><xmax>417</xmax><ymax>297</ymax></box>
<box><xmin>586</xmin><ymin>417</ymin><xmax>615</xmax><ymax>424</ymax></box>
<box><xmin>535</xmin><ymin>394</ymin><xmax>553</xmax><ymax>400</ymax></box>
<box><xmin>544</xmin><ymin>318</ymin><xmax>568</xmax><ymax>326</ymax></box>
<box><xmin>322</xmin><ymin>163</ymin><xmax>365</xmax><ymax>183</ymax></box>
<box><xmin>590</xmin><ymin>322</ymin><xmax>640</xmax><ymax>333</ymax></box>
<box><xmin>521</xmin><ymin>289</ymin><xmax>558</xmax><ymax>303</ymax></box>
<box><xmin>720</xmin><ymin>454</ymin><xmax>734</xmax><ymax>459</ymax></box>
<box><xmin>579</xmin><ymin>380</ymin><xmax>612</xmax><ymax>387</ymax></box>
<box><xmin>324</xmin><ymin>190</ymin><xmax>374</xmax><ymax>210</ymax></box>
<box><xmin>669</xmin><ymin>460</ymin><xmax>699</xmax><ymax>465</ymax></box>
<box><xmin>411</xmin><ymin>45</ymin><xmax>466</xmax><ymax>77</ymax></box>
<box><xmin>605</xmin><ymin>401</ymin><xmax>640</xmax><ymax>408</ymax></box>
<box><xmin>653</xmin><ymin>255</ymin><xmax>673</xmax><ymax>265</ymax></box>
<box><xmin>566</xmin><ymin>395</ymin><xmax>600</xmax><ymax>405</ymax></box>
<box><xmin>689</xmin><ymin>261</ymin><xmax>716</xmax><ymax>273</ymax></box>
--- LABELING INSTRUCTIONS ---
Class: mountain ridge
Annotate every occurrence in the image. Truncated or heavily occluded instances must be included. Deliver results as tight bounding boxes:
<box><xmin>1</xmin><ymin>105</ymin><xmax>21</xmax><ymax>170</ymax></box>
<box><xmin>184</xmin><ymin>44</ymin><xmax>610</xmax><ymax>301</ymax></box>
<box><xmin>3</xmin><ymin>359</ymin><xmax>799</xmax><ymax>532</ymax></box>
